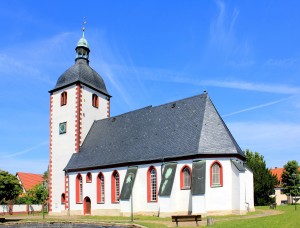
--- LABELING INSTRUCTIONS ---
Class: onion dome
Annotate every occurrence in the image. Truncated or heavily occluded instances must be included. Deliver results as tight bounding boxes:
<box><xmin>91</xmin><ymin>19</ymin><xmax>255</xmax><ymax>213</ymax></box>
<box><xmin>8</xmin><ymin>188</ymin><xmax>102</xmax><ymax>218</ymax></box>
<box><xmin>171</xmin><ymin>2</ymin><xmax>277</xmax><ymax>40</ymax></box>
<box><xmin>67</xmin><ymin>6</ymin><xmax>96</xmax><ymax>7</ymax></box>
<box><xmin>50</xmin><ymin>27</ymin><xmax>110</xmax><ymax>97</ymax></box>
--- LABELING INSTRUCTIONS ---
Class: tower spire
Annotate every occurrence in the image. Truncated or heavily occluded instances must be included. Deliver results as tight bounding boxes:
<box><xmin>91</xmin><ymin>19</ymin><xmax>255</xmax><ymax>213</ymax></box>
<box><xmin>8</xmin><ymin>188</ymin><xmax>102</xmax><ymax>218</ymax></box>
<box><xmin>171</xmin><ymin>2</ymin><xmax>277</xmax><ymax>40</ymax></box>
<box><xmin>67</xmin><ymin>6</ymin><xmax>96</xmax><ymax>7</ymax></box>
<box><xmin>75</xmin><ymin>17</ymin><xmax>90</xmax><ymax>64</ymax></box>
<box><xmin>82</xmin><ymin>17</ymin><xmax>86</xmax><ymax>38</ymax></box>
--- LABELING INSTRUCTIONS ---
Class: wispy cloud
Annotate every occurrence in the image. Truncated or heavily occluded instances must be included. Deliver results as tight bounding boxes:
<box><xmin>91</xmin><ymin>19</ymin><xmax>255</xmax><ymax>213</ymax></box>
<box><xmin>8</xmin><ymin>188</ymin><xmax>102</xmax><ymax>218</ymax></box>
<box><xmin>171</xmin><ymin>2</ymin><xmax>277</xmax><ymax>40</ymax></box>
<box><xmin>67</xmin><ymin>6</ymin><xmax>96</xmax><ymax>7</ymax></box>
<box><xmin>2</xmin><ymin>141</ymin><xmax>48</xmax><ymax>158</ymax></box>
<box><xmin>227</xmin><ymin>121</ymin><xmax>300</xmax><ymax>167</ymax></box>
<box><xmin>222</xmin><ymin>96</ymin><xmax>296</xmax><ymax>117</ymax></box>
<box><xmin>201</xmin><ymin>80</ymin><xmax>300</xmax><ymax>94</ymax></box>
<box><xmin>265</xmin><ymin>58</ymin><xmax>299</xmax><ymax>68</ymax></box>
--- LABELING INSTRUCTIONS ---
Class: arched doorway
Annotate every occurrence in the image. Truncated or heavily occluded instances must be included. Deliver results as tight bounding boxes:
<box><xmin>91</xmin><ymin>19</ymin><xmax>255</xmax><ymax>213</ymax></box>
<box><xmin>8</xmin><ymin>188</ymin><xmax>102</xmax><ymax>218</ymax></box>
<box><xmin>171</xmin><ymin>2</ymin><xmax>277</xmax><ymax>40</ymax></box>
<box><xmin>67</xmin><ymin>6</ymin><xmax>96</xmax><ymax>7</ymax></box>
<box><xmin>84</xmin><ymin>196</ymin><xmax>91</xmax><ymax>215</ymax></box>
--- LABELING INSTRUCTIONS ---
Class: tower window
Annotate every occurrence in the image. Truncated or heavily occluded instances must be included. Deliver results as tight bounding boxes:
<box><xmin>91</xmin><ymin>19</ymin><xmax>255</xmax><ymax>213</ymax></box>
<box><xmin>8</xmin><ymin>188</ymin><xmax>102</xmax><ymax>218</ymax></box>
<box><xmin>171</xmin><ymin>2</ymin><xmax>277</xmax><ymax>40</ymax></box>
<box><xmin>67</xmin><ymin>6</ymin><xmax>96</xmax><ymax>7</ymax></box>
<box><xmin>61</xmin><ymin>92</ymin><xmax>67</xmax><ymax>106</ymax></box>
<box><xmin>92</xmin><ymin>94</ymin><xmax>99</xmax><ymax>108</ymax></box>
<box><xmin>61</xmin><ymin>193</ymin><xmax>66</xmax><ymax>204</ymax></box>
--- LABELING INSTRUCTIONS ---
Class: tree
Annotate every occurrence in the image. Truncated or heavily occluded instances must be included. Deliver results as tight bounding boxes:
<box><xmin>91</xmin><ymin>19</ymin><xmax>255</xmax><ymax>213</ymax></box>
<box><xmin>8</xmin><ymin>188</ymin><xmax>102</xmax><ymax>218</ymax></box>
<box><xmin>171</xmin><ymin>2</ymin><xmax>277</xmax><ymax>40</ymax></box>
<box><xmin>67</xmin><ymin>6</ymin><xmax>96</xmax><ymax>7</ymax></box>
<box><xmin>282</xmin><ymin>160</ymin><xmax>300</xmax><ymax>199</ymax></box>
<box><xmin>0</xmin><ymin>170</ymin><xmax>22</xmax><ymax>204</ymax></box>
<box><xmin>26</xmin><ymin>184</ymin><xmax>48</xmax><ymax>205</ymax></box>
<box><xmin>245</xmin><ymin>149</ymin><xmax>278</xmax><ymax>206</ymax></box>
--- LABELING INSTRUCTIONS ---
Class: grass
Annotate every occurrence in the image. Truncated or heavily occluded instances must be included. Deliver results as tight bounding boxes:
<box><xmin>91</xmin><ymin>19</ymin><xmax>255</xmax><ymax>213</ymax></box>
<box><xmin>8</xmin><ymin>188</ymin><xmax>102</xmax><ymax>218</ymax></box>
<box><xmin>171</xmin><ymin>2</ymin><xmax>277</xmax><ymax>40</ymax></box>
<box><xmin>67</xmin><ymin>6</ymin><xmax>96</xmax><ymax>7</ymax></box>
<box><xmin>211</xmin><ymin>205</ymin><xmax>300</xmax><ymax>228</ymax></box>
<box><xmin>1</xmin><ymin>205</ymin><xmax>299</xmax><ymax>227</ymax></box>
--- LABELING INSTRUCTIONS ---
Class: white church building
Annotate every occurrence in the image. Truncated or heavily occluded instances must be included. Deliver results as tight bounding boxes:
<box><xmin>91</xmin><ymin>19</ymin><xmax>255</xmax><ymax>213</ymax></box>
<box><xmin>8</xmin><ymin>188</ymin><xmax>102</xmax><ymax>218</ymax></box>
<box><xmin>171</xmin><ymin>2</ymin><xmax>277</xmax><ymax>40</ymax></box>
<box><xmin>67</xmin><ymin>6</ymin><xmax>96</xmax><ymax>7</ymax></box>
<box><xmin>48</xmin><ymin>31</ymin><xmax>254</xmax><ymax>217</ymax></box>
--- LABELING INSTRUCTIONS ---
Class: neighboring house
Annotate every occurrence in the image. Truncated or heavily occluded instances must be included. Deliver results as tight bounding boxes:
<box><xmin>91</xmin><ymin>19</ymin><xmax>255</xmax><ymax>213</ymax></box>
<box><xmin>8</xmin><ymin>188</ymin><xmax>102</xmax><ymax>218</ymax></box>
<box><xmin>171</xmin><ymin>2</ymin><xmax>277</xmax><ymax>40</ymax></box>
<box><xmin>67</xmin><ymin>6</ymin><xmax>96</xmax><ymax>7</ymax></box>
<box><xmin>16</xmin><ymin>172</ymin><xmax>43</xmax><ymax>193</ymax></box>
<box><xmin>270</xmin><ymin>167</ymin><xmax>288</xmax><ymax>205</ymax></box>
<box><xmin>270</xmin><ymin>167</ymin><xmax>300</xmax><ymax>205</ymax></box>
<box><xmin>48</xmin><ymin>30</ymin><xmax>255</xmax><ymax>217</ymax></box>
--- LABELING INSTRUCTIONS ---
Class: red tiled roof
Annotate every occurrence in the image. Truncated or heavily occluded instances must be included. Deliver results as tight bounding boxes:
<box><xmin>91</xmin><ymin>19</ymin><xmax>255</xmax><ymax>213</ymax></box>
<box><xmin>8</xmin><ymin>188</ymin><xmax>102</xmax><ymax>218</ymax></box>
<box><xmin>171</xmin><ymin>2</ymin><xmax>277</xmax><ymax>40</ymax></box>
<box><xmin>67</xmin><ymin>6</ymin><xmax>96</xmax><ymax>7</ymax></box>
<box><xmin>270</xmin><ymin>167</ymin><xmax>300</xmax><ymax>182</ymax></box>
<box><xmin>270</xmin><ymin>168</ymin><xmax>284</xmax><ymax>182</ymax></box>
<box><xmin>16</xmin><ymin>172</ymin><xmax>43</xmax><ymax>192</ymax></box>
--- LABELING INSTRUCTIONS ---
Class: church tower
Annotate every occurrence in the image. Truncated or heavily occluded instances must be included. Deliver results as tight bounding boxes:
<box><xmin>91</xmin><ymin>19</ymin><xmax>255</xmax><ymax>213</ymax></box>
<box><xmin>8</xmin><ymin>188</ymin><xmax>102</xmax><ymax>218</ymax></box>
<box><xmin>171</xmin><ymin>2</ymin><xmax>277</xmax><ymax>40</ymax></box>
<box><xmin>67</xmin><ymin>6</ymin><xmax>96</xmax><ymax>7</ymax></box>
<box><xmin>48</xmin><ymin>27</ymin><xmax>111</xmax><ymax>214</ymax></box>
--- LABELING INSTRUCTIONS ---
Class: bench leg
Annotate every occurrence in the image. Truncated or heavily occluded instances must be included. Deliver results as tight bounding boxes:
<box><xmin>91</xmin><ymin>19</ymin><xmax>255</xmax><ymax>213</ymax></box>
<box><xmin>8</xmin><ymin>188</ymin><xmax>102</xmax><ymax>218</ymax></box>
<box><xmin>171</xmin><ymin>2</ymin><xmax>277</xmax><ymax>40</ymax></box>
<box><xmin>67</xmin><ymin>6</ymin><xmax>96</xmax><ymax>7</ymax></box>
<box><xmin>176</xmin><ymin>220</ymin><xmax>178</xmax><ymax>227</ymax></box>
<box><xmin>196</xmin><ymin>219</ymin><xmax>199</xmax><ymax>226</ymax></box>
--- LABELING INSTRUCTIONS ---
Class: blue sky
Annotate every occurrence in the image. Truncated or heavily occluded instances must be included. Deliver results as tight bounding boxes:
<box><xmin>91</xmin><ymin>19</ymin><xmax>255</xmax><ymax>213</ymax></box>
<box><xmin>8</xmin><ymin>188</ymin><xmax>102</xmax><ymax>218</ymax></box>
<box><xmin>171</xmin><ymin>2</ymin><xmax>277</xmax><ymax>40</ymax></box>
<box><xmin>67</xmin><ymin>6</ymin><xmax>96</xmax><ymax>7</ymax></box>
<box><xmin>1</xmin><ymin>1</ymin><xmax>300</xmax><ymax>174</ymax></box>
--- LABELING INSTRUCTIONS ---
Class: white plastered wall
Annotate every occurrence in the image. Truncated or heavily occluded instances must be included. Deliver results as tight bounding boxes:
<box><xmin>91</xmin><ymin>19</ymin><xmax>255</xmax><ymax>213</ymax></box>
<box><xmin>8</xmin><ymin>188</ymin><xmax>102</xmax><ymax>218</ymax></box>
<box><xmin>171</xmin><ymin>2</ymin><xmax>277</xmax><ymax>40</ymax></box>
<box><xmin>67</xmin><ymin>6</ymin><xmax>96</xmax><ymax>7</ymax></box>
<box><xmin>65</xmin><ymin>158</ymin><xmax>254</xmax><ymax>216</ymax></box>
<box><xmin>50</xmin><ymin>84</ymin><xmax>109</xmax><ymax>214</ymax></box>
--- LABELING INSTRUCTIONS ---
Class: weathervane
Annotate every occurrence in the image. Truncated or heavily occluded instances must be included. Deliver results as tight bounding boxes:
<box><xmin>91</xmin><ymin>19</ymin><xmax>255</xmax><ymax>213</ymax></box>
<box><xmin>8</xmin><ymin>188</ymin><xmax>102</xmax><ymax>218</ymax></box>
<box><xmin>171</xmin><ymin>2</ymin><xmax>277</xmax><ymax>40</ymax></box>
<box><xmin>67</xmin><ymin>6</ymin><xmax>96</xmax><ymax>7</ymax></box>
<box><xmin>82</xmin><ymin>17</ymin><xmax>87</xmax><ymax>37</ymax></box>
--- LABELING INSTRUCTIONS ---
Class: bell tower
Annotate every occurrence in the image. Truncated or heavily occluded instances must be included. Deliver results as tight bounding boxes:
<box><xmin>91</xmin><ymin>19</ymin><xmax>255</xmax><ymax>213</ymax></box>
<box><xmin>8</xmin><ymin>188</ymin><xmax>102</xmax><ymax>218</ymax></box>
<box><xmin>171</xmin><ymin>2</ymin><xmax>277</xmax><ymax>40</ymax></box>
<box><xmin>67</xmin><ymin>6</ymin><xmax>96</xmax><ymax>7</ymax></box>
<box><xmin>48</xmin><ymin>25</ymin><xmax>111</xmax><ymax>214</ymax></box>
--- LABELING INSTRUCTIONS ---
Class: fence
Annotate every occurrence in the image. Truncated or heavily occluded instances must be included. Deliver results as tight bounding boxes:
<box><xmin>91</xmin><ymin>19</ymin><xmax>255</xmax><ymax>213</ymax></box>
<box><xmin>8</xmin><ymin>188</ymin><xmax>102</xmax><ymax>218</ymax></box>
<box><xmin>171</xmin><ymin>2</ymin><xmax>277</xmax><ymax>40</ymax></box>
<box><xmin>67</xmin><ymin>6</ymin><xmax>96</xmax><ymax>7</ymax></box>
<box><xmin>1</xmin><ymin>204</ymin><xmax>43</xmax><ymax>215</ymax></box>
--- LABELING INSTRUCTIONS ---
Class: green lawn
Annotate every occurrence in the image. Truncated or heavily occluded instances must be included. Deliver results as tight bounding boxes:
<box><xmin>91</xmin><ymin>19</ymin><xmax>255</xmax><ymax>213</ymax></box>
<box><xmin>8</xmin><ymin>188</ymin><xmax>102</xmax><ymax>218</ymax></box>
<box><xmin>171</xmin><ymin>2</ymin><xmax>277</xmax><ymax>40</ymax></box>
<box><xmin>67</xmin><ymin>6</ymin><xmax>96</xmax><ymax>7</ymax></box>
<box><xmin>212</xmin><ymin>205</ymin><xmax>300</xmax><ymax>228</ymax></box>
<box><xmin>1</xmin><ymin>205</ymin><xmax>299</xmax><ymax>227</ymax></box>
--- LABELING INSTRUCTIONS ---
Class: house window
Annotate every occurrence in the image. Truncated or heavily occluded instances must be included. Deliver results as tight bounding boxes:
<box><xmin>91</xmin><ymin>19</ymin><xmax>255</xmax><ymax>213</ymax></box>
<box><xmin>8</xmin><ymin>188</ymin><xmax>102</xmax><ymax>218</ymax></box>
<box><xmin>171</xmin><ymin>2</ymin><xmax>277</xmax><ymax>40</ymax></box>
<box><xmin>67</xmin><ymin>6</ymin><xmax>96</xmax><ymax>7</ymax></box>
<box><xmin>111</xmin><ymin>170</ymin><xmax>120</xmax><ymax>203</ymax></box>
<box><xmin>147</xmin><ymin>166</ymin><xmax>157</xmax><ymax>202</ymax></box>
<box><xmin>92</xmin><ymin>94</ymin><xmax>99</xmax><ymax>108</ymax></box>
<box><xmin>97</xmin><ymin>172</ymin><xmax>105</xmax><ymax>203</ymax></box>
<box><xmin>61</xmin><ymin>193</ymin><xmax>66</xmax><ymax>204</ymax></box>
<box><xmin>180</xmin><ymin>165</ymin><xmax>192</xmax><ymax>189</ymax></box>
<box><xmin>76</xmin><ymin>174</ymin><xmax>83</xmax><ymax>203</ymax></box>
<box><xmin>210</xmin><ymin>161</ymin><xmax>223</xmax><ymax>187</ymax></box>
<box><xmin>86</xmin><ymin>172</ymin><xmax>92</xmax><ymax>183</ymax></box>
<box><xmin>61</xmin><ymin>92</ymin><xmax>67</xmax><ymax>106</ymax></box>
<box><xmin>280</xmin><ymin>188</ymin><xmax>285</xmax><ymax>195</ymax></box>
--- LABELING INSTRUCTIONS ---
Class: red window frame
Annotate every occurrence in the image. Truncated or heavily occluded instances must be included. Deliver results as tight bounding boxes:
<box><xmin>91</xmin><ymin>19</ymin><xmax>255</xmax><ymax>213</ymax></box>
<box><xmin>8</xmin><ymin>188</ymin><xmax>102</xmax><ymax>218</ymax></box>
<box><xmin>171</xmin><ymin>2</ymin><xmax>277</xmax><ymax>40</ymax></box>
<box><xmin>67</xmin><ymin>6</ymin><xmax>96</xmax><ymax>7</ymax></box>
<box><xmin>147</xmin><ymin>166</ymin><xmax>157</xmax><ymax>202</ymax></box>
<box><xmin>210</xmin><ymin>161</ymin><xmax>223</xmax><ymax>187</ymax></box>
<box><xmin>76</xmin><ymin>173</ymin><xmax>83</xmax><ymax>203</ymax></box>
<box><xmin>92</xmin><ymin>94</ymin><xmax>99</xmax><ymax>108</ymax></box>
<box><xmin>111</xmin><ymin>170</ymin><xmax>120</xmax><ymax>203</ymax></box>
<box><xmin>180</xmin><ymin>165</ymin><xmax>192</xmax><ymax>190</ymax></box>
<box><xmin>86</xmin><ymin>172</ymin><xmax>92</xmax><ymax>183</ymax></box>
<box><xmin>97</xmin><ymin>172</ymin><xmax>105</xmax><ymax>203</ymax></box>
<box><xmin>61</xmin><ymin>91</ymin><xmax>67</xmax><ymax>106</ymax></box>
<box><xmin>61</xmin><ymin>193</ymin><xmax>66</xmax><ymax>204</ymax></box>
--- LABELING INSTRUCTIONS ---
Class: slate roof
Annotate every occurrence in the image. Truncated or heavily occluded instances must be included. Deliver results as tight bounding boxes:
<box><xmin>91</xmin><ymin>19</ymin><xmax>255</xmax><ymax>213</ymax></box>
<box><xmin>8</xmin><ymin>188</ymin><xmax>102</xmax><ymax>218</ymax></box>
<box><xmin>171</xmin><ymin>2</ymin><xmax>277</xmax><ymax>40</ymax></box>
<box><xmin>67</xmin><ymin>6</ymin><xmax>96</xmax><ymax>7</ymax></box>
<box><xmin>65</xmin><ymin>93</ymin><xmax>244</xmax><ymax>172</ymax></box>
<box><xmin>16</xmin><ymin>172</ymin><xmax>43</xmax><ymax>192</ymax></box>
<box><xmin>49</xmin><ymin>59</ymin><xmax>110</xmax><ymax>96</ymax></box>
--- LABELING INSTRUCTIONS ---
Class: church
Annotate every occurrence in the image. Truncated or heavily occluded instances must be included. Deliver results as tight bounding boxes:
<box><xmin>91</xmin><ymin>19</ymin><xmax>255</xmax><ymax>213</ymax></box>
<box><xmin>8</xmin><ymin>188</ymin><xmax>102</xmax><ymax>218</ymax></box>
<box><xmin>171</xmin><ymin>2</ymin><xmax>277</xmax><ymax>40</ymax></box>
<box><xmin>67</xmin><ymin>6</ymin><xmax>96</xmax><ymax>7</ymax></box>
<box><xmin>48</xmin><ymin>30</ymin><xmax>254</xmax><ymax>217</ymax></box>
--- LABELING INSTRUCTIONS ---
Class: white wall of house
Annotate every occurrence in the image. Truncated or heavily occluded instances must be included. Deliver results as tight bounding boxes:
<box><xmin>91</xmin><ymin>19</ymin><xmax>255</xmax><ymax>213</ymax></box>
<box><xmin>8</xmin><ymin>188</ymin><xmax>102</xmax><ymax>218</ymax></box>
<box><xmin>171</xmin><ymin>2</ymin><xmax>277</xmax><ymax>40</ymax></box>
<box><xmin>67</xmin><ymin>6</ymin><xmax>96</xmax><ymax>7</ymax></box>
<box><xmin>65</xmin><ymin>158</ymin><xmax>254</xmax><ymax>216</ymax></box>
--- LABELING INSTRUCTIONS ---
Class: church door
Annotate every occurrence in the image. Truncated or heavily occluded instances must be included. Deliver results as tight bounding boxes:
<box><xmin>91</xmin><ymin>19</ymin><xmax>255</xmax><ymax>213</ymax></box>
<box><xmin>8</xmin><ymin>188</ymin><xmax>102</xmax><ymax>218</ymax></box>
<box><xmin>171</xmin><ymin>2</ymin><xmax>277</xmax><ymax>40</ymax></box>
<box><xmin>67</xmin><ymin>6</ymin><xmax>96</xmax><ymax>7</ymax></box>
<box><xmin>84</xmin><ymin>196</ymin><xmax>91</xmax><ymax>215</ymax></box>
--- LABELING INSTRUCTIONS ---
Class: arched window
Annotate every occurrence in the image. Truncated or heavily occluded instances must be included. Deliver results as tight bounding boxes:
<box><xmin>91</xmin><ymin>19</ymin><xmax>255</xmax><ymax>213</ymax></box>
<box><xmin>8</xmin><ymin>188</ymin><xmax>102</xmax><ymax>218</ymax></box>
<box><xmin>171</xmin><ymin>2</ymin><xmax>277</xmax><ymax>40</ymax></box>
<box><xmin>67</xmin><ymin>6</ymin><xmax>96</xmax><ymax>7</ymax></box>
<box><xmin>147</xmin><ymin>166</ymin><xmax>157</xmax><ymax>202</ymax></box>
<box><xmin>111</xmin><ymin>170</ymin><xmax>120</xmax><ymax>203</ymax></box>
<box><xmin>61</xmin><ymin>193</ymin><xmax>66</xmax><ymax>204</ymax></box>
<box><xmin>92</xmin><ymin>94</ymin><xmax>99</xmax><ymax>108</ymax></box>
<box><xmin>76</xmin><ymin>174</ymin><xmax>83</xmax><ymax>203</ymax></box>
<box><xmin>210</xmin><ymin>161</ymin><xmax>223</xmax><ymax>187</ymax></box>
<box><xmin>61</xmin><ymin>92</ymin><xmax>67</xmax><ymax>106</ymax></box>
<box><xmin>86</xmin><ymin>172</ymin><xmax>92</xmax><ymax>183</ymax></box>
<box><xmin>97</xmin><ymin>172</ymin><xmax>105</xmax><ymax>203</ymax></box>
<box><xmin>180</xmin><ymin>165</ymin><xmax>192</xmax><ymax>189</ymax></box>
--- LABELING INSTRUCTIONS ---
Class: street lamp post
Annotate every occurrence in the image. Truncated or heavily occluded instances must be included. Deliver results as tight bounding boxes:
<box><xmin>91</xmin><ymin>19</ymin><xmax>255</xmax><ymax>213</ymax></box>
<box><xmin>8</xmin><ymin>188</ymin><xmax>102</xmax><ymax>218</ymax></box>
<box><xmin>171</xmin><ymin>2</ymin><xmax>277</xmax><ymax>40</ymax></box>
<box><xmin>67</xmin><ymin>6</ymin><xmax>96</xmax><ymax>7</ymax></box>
<box><xmin>292</xmin><ymin>173</ymin><xmax>297</xmax><ymax>211</ymax></box>
<box><xmin>130</xmin><ymin>174</ymin><xmax>134</xmax><ymax>222</ymax></box>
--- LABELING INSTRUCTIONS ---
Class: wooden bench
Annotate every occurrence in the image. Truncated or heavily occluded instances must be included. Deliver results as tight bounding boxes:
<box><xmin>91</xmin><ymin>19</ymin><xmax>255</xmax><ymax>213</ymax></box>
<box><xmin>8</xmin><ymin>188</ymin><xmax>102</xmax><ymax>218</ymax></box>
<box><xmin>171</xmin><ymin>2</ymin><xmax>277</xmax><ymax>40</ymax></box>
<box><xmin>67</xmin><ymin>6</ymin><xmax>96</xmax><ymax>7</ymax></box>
<box><xmin>269</xmin><ymin>203</ymin><xmax>277</xmax><ymax>209</ymax></box>
<box><xmin>172</xmin><ymin>215</ymin><xmax>202</xmax><ymax>226</ymax></box>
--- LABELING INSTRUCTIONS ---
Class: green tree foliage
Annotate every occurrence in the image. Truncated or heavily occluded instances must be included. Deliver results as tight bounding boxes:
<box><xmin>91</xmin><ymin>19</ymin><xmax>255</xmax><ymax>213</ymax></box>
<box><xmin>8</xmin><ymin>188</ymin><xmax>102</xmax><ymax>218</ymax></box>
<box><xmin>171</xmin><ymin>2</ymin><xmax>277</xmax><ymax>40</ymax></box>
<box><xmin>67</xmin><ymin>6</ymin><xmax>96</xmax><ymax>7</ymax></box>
<box><xmin>26</xmin><ymin>184</ymin><xmax>48</xmax><ymax>205</ymax></box>
<box><xmin>0</xmin><ymin>170</ymin><xmax>22</xmax><ymax>203</ymax></box>
<box><xmin>282</xmin><ymin>160</ymin><xmax>300</xmax><ymax>197</ymax></box>
<box><xmin>245</xmin><ymin>149</ymin><xmax>278</xmax><ymax>206</ymax></box>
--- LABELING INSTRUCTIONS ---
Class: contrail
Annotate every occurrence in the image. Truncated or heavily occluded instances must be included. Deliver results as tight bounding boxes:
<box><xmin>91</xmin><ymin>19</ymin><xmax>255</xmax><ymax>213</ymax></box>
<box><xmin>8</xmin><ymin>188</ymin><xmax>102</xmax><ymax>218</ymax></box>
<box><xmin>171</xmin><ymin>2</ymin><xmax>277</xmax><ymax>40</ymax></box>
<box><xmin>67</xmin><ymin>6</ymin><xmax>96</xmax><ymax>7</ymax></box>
<box><xmin>2</xmin><ymin>141</ymin><xmax>48</xmax><ymax>158</ymax></box>
<box><xmin>222</xmin><ymin>96</ymin><xmax>295</xmax><ymax>117</ymax></box>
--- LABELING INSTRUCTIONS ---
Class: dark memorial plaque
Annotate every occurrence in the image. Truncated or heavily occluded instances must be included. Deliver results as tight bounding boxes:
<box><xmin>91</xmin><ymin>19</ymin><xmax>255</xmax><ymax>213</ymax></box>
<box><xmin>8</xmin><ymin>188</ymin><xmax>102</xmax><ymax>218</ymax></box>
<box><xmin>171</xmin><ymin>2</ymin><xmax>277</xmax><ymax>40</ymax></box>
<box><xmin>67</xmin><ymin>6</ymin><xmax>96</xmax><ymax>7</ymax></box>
<box><xmin>158</xmin><ymin>162</ymin><xmax>177</xmax><ymax>196</ymax></box>
<box><xmin>120</xmin><ymin>166</ymin><xmax>138</xmax><ymax>200</ymax></box>
<box><xmin>191</xmin><ymin>160</ymin><xmax>206</xmax><ymax>195</ymax></box>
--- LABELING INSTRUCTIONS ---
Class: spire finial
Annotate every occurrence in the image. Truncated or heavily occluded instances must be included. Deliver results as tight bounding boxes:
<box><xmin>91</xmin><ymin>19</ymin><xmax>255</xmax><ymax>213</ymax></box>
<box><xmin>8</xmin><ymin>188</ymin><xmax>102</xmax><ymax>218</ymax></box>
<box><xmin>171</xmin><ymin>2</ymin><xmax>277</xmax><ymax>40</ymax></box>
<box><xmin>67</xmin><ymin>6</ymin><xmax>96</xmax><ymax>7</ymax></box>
<box><xmin>82</xmin><ymin>17</ymin><xmax>87</xmax><ymax>38</ymax></box>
